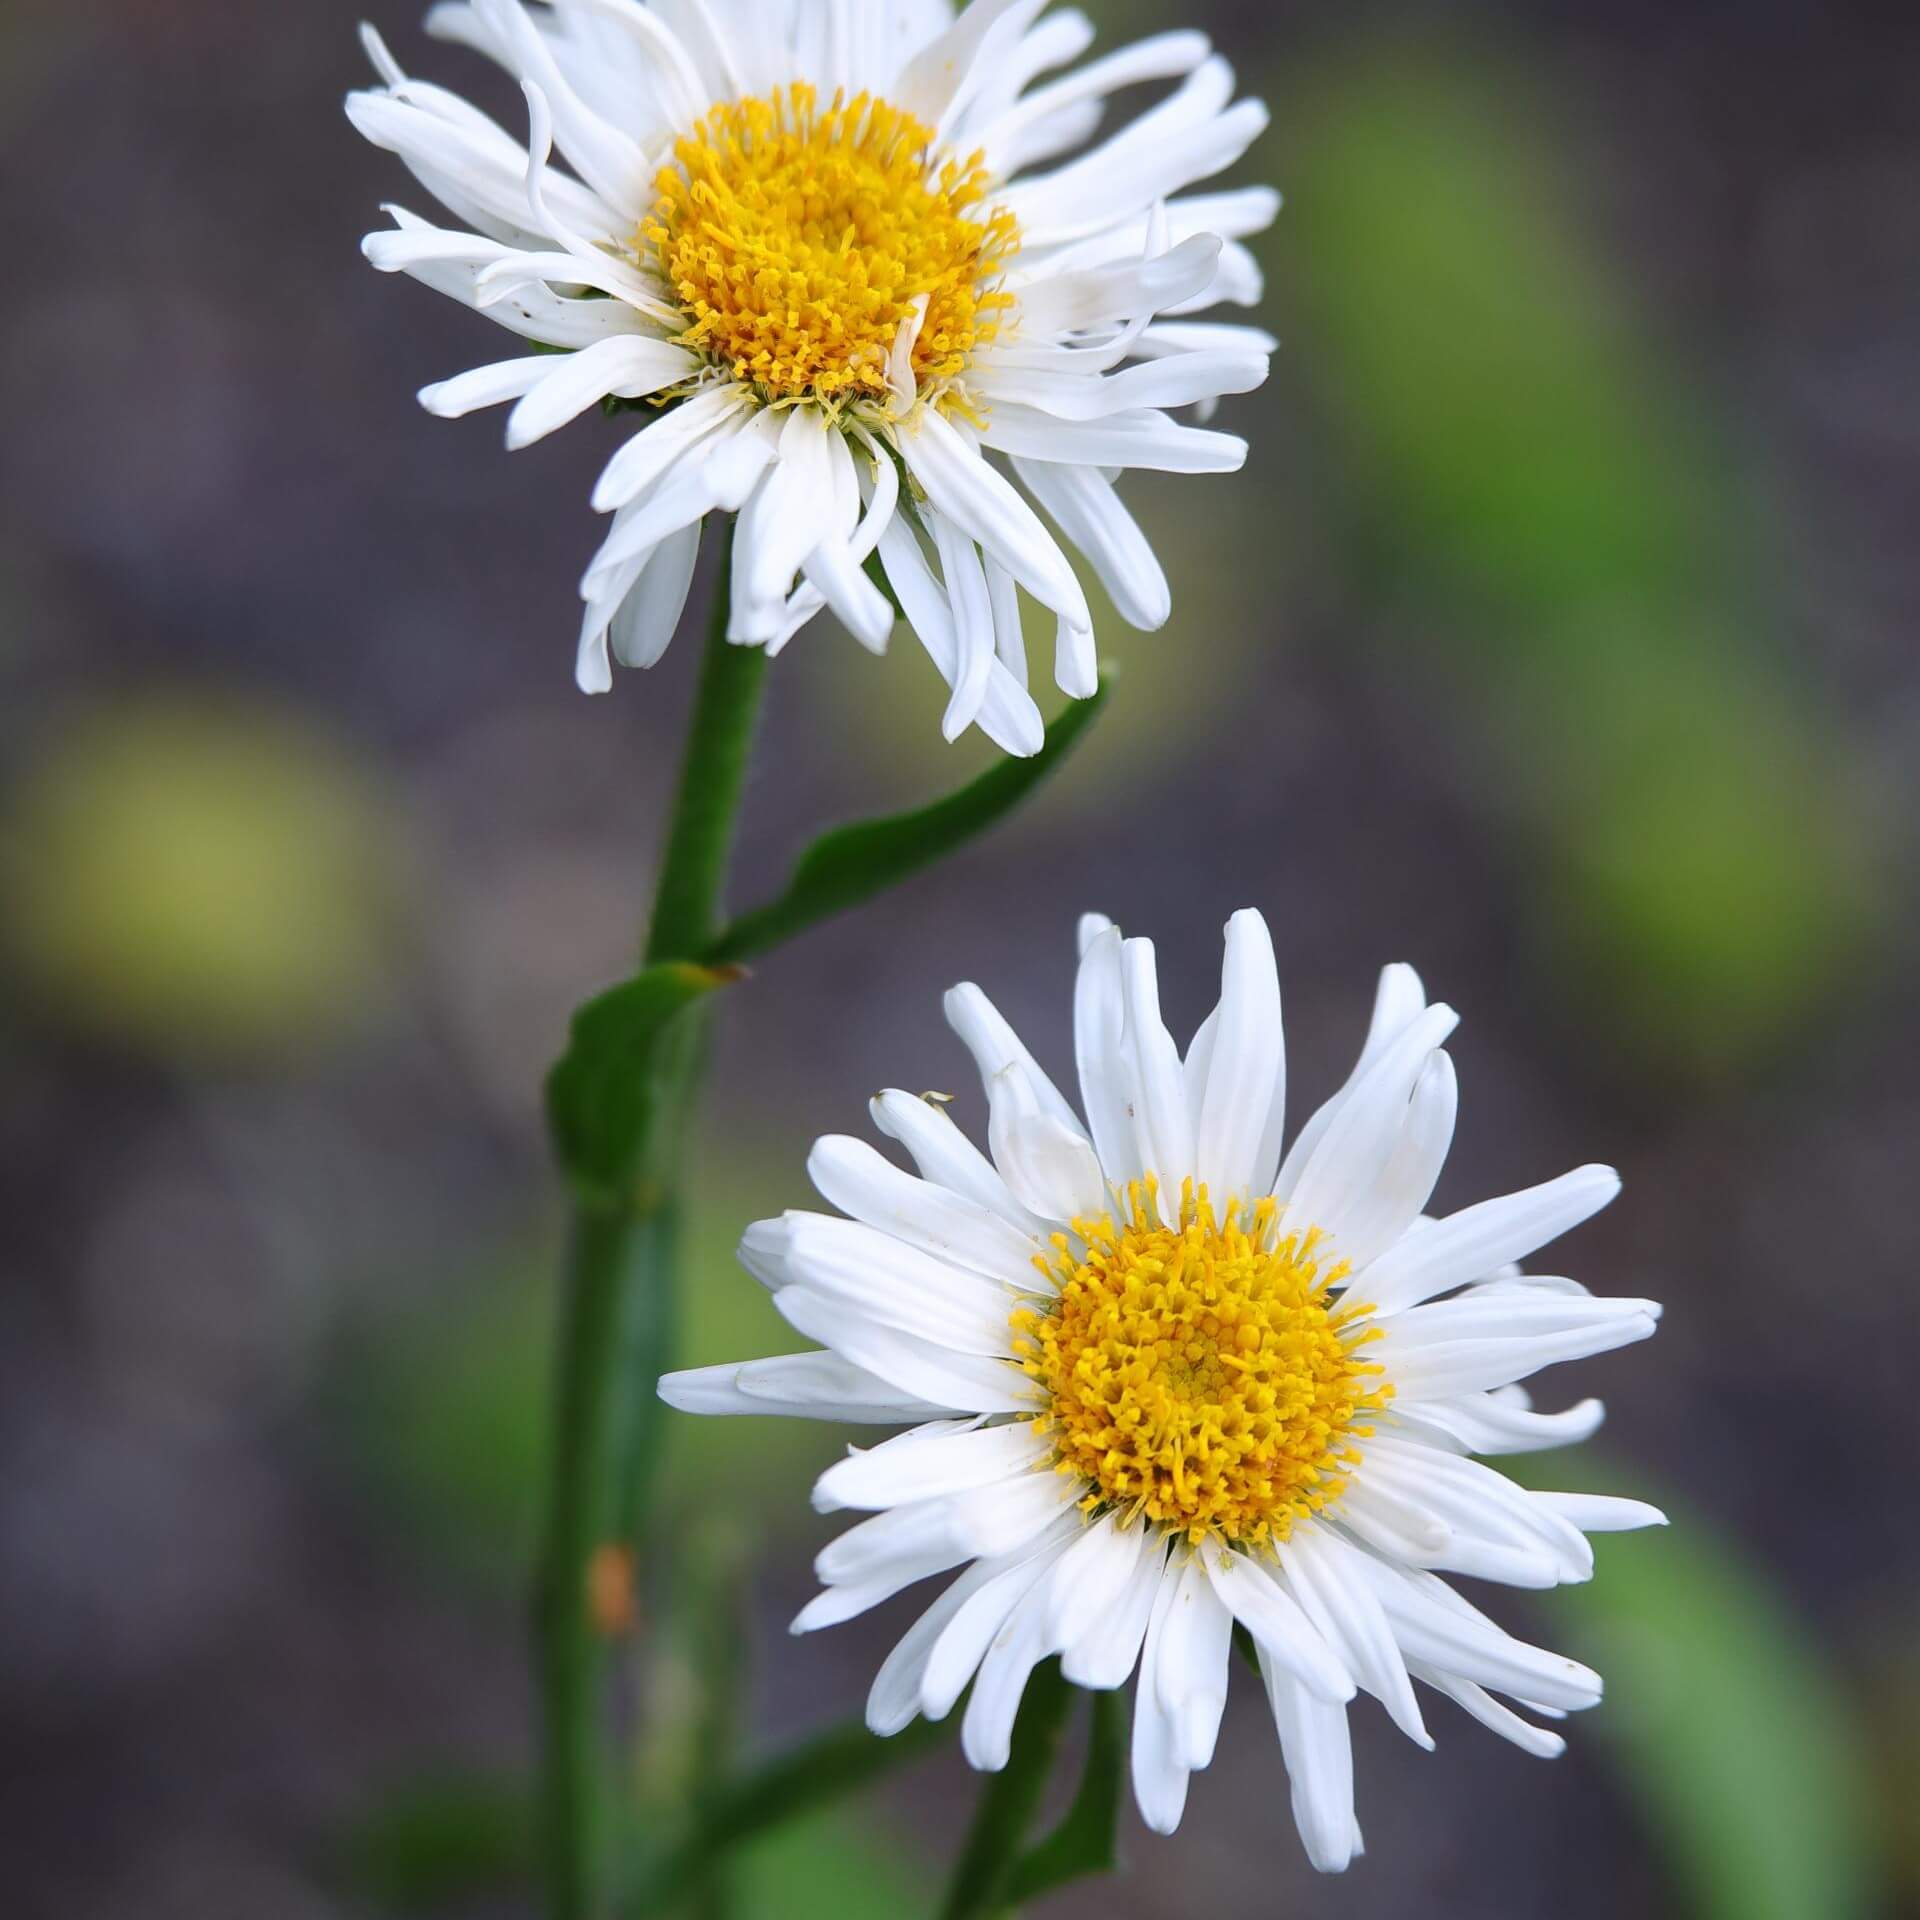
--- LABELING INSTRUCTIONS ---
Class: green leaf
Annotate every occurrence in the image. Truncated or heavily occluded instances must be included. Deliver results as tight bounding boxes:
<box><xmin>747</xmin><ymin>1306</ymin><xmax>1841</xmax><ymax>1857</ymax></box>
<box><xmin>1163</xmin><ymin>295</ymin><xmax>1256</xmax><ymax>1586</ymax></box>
<box><xmin>1005</xmin><ymin>1688</ymin><xmax>1126</xmax><ymax>1906</ymax></box>
<box><xmin>1508</xmin><ymin>1469</ymin><xmax>1877</xmax><ymax>1920</ymax></box>
<box><xmin>626</xmin><ymin>1715</ymin><xmax>950</xmax><ymax>1913</ymax></box>
<box><xmin>546</xmin><ymin>960</ymin><xmax>740</xmax><ymax>1200</ymax></box>
<box><xmin>705</xmin><ymin>682</ymin><xmax>1109</xmax><ymax>967</ymax></box>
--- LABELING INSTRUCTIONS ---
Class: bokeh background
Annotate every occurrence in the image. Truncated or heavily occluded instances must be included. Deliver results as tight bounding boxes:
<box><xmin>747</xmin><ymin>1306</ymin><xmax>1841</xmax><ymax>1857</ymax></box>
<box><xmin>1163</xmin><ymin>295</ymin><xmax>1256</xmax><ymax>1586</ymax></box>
<box><xmin>3</xmin><ymin>0</ymin><xmax>1915</xmax><ymax>1914</ymax></box>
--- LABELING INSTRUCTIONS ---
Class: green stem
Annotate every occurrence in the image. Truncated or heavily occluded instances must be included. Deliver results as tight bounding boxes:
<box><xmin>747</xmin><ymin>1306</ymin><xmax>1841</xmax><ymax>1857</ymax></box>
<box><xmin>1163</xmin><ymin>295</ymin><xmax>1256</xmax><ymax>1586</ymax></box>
<box><xmin>535</xmin><ymin>1203</ymin><xmax>646</xmax><ymax>1920</ymax></box>
<box><xmin>937</xmin><ymin>1662</ymin><xmax>1076</xmax><ymax>1920</ymax></box>
<box><xmin>537</xmin><ymin>522</ymin><xmax>767</xmax><ymax>1920</ymax></box>
<box><xmin>645</xmin><ymin>529</ymin><xmax>769</xmax><ymax>964</ymax></box>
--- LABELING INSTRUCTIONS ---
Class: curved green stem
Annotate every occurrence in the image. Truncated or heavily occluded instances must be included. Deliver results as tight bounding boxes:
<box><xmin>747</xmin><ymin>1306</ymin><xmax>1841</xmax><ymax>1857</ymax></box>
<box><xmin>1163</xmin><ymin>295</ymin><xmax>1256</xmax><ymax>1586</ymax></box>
<box><xmin>537</xmin><ymin>522</ymin><xmax>766</xmax><ymax>1920</ymax></box>
<box><xmin>645</xmin><ymin>533</ymin><xmax>769</xmax><ymax>964</ymax></box>
<box><xmin>937</xmin><ymin>1662</ymin><xmax>1077</xmax><ymax>1920</ymax></box>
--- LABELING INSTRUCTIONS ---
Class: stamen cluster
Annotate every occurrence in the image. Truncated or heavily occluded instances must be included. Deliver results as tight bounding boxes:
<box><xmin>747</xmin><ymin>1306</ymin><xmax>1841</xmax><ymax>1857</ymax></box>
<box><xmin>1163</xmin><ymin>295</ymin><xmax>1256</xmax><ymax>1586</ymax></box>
<box><xmin>1013</xmin><ymin>1186</ymin><xmax>1387</xmax><ymax>1546</ymax></box>
<box><xmin>643</xmin><ymin>83</ymin><xmax>1018</xmax><ymax>411</ymax></box>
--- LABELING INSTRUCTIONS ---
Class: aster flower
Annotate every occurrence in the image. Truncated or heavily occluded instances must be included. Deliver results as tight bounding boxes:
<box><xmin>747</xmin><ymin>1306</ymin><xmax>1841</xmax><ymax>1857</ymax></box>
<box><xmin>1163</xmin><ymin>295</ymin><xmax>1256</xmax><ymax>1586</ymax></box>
<box><xmin>659</xmin><ymin>910</ymin><xmax>1665</xmax><ymax>1867</ymax></box>
<box><xmin>348</xmin><ymin>1</ymin><xmax>1275</xmax><ymax>753</ymax></box>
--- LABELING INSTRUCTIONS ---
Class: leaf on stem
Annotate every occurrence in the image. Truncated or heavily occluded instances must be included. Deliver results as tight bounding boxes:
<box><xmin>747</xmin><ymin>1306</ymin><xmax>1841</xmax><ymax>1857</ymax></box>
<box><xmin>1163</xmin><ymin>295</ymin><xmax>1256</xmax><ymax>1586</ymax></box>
<box><xmin>705</xmin><ymin>682</ymin><xmax>1110</xmax><ymax>967</ymax></box>
<box><xmin>1006</xmin><ymin>1687</ymin><xmax>1126</xmax><ymax>1905</ymax></box>
<box><xmin>546</xmin><ymin>960</ymin><xmax>742</xmax><ymax>1201</ymax></box>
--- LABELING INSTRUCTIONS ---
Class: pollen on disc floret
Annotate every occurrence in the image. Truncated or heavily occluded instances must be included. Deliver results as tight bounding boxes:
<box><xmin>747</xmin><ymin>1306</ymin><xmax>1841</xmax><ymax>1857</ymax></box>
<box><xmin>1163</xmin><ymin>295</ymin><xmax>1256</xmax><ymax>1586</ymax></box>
<box><xmin>1012</xmin><ymin>1182</ymin><xmax>1390</xmax><ymax>1548</ymax></box>
<box><xmin>642</xmin><ymin>82</ymin><xmax>1019</xmax><ymax>416</ymax></box>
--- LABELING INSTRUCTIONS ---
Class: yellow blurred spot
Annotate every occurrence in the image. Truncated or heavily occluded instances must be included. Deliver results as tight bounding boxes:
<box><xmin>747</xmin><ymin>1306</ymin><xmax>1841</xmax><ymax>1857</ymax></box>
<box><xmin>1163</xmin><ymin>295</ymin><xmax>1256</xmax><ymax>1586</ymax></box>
<box><xmin>2</xmin><ymin>695</ymin><xmax>394</xmax><ymax>1060</ymax></box>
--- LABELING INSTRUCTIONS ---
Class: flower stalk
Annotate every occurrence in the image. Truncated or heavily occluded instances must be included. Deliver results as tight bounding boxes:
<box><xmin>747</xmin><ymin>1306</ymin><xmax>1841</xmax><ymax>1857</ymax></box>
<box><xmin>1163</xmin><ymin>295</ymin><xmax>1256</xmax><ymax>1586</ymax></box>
<box><xmin>536</xmin><ymin>525</ymin><xmax>765</xmax><ymax>1920</ymax></box>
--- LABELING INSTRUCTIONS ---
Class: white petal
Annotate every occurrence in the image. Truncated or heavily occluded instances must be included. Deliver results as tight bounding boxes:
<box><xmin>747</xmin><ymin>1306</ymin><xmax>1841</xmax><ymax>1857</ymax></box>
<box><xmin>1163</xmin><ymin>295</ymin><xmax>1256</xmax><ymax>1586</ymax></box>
<box><xmin>1155</xmin><ymin>1552</ymin><xmax>1234</xmax><ymax>1771</ymax></box>
<box><xmin>1279</xmin><ymin>1003</ymin><xmax>1459</xmax><ymax>1250</ymax></box>
<box><xmin>869</xmin><ymin>1090</ymin><xmax>1044</xmax><ymax>1234</ymax></box>
<box><xmin>418</xmin><ymin>354</ymin><xmax>552</xmax><ymax>417</ymax></box>
<box><xmin>1061</xmin><ymin>1528</ymin><xmax>1169</xmax><ymax>1689</ymax></box>
<box><xmin>898</xmin><ymin>409</ymin><xmax>1093</xmax><ymax>642</ymax></box>
<box><xmin>1120</xmin><ymin>936</ymin><xmax>1196</xmax><ymax>1214</ymax></box>
<box><xmin>772</xmin><ymin>1287</ymin><xmax>1034</xmax><ymax>1415</ymax></box>
<box><xmin>944</xmin><ymin>982</ymin><xmax>1084</xmax><ymax>1139</ymax></box>
<box><xmin>1010</xmin><ymin>232</ymin><xmax>1225</xmax><ymax>334</ymax></box>
<box><xmin>1042</xmin><ymin>1514</ymin><xmax>1149</xmax><ymax>1656</ymax></box>
<box><xmin>1278</xmin><ymin>1524</ymin><xmax>1428</xmax><ymax>1745</ymax></box>
<box><xmin>1011</xmin><ymin>459</ymin><xmax>1170</xmax><ymax>632</ymax></box>
<box><xmin>962</xmin><ymin>1559</ymin><xmax>1071</xmax><ymax>1769</ymax></box>
<box><xmin>1377</xmin><ymin>1300</ymin><xmax>1660</xmax><ymax>1402</ymax></box>
<box><xmin>927</xmin><ymin>508</ymin><xmax>996</xmax><ymax>739</ymax></box>
<box><xmin>868</xmin><ymin>1557</ymin><xmax>1007</xmax><ymax>1736</ymax></box>
<box><xmin>1351</xmin><ymin>1560</ymin><xmax>1602</xmax><ymax>1713</ymax></box>
<box><xmin>730</xmin><ymin>407</ymin><xmax>838</xmax><ymax>641</ymax></box>
<box><xmin>1128</xmin><ymin>1557</ymin><xmax>1192</xmax><ymax>1834</ymax></box>
<box><xmin>873</xmin><ymin>507</ymin><xmax>1047</xmax><ymax>756</ymax></box>
<box><xmin>1257</xmin><ymin>1652</ymin><xmax>1359</xmax><ymax>1873</ymax></box>
<box><xmin>657</xmin><ymin>1350</ymin><xmax>945</xmax><ymax>1423</ymax></box>
<box><xmin>1192</xmin><ymin>909</ymin><xmax>1285</xmax><ymax>1209</ymax></box>
<box><xmin>1196</xmin><ymin>1537</ymin><xmax>1354</xmax><ymax>1705</ymax></box>
<box><xmin>1272</xmin><ymin>964</ymin><xmax>1428</xmax><ymax>1197</ymax></box>
<box><xmin>1530</xmin><ymin>1492</ymin><xmax>1668</xmax><ymax>1534</ymax></box>
<box><xmin>978</xmin><ymin>403</ymin><xmax>1246</xmax><ymax>475</ymax></box>
<box><xmin>815</xmin><ymin>1470</ymin><xmax>1078</xmax><ymax>1589</ymax></box>
<box><xmin>1073</xmin><ymin>919</ymin><xmax>1141</xmax><ymax>1190</ymax></box>
<box><xmin>590</xmin><ymin>387</ymin><xmax>751</xmax><ymax>513</ymax></box>
<box><xmin>988</xmin><ymin>1068</ymin><xmax>1108</xmax><ymax>1222</ymax></box>
<box><xmin>609</xmin><ymin>518</ymin><xmax>701</xmax><ymax>669</ymax></box>
<box><xmin>813</xmin><ymin>1419</ymin><xmax>1050</xmax><ymax>1514</ymax></box>
<box><xmin>805</xmin><ymin>1133</ymin><xmax>1040</xmax><ymax>1284</ymax></box>
<box><xmin>774</xmin><ymin>1214</ymin><xmax>1017</xmax><ymax>1356</ymax></box>
<box><xmin>920</xmin><ymin>1514</ymin><xmax>1079</xmax><ymax>1720</ymax></box>
<box><xmin>1360</xmin><ymin>1166</ymin><xmax>1623</xmax><ymax>1316</ymax></box>
<box><xmin>1394</xmin><ymin>1390</ymin><xmax>1606</xmax><ymax>1456</ymax></box>
<box><xmin>1328</xmin><ymin>1050</ymin><xmax>1458</xmax><ymax>1277</ymax></box>
<box><xmin>1409</xmin><ymin>1664</ymin><xmax>1567</xmax><ymax>1759</ymax></box>
<box><xmin>505</xmin><ymin>335</ymin><xmax>694</xmax><ymax>448</ymax></box>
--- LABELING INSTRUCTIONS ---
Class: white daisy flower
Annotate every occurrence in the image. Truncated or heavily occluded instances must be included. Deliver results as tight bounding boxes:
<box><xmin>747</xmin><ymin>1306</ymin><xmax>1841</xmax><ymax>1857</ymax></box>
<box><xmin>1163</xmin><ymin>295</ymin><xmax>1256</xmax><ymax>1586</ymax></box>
<box><xmin>348</xmin><ymin>1</ymin><xmax>1276</xmax><ymax>753</ymax></box>
<box><xmin>660</xmin><ymin>909</ymin><xmax>1666</xmax><ymax>1867</ymax></box>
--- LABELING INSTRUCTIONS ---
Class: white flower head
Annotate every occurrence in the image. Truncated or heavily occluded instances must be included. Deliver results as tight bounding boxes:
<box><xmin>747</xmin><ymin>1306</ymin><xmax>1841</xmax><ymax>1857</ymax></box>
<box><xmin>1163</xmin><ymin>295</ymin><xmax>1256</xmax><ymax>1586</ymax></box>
<box><xmin>662</xmin><ymin>909</ymin><xmax>1666</xmax><ymax>1867</ymax></box>
<box><xmin>349</xmin><ymin>1</ymin><xmax>1277</xmax><ymax>751</ymax></box>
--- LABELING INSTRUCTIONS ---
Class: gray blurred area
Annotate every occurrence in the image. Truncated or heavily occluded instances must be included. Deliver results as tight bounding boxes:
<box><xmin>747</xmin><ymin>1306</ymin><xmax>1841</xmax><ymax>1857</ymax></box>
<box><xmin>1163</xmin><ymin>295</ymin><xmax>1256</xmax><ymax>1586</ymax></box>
<box><xmin>1</xmin><ymin>1</ymin><xmax>1916</xmax><ymax>1916</ymax></box>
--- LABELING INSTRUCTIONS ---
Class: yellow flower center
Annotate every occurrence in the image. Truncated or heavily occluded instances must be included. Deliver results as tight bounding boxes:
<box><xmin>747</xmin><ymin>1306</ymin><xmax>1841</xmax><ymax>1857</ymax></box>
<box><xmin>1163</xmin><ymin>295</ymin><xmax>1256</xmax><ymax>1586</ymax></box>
<box><xmin>1013</xmin><ymin>1186</ymin><xmax>1389</xmax><ymax>1546</ymax></box>
<box><xmin>642</xmin><ymin>83</ymin><xmax>1018</xmax><ymax>413</ymax></box>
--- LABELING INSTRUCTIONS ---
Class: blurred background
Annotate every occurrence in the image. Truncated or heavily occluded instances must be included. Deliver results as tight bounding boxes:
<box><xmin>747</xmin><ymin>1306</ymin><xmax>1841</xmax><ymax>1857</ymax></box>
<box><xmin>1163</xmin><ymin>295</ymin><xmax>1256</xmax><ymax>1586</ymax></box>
<box><xmin>2</xmin><ymin>0</ymin><xmax>1915</xmax><ymax>1913</ymax></box>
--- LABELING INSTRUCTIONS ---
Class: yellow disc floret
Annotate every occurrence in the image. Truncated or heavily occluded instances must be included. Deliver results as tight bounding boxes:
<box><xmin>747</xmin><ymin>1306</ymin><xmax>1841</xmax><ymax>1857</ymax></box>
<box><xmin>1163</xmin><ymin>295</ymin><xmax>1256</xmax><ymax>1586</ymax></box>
<box><xmin>642</xmin><ymin>84</ymin><xmax>1017</xmax><ymax>412</ymax></box>
<box><xmin>1012</xmin><ymin>1184</ymin><xmax>1389</xmax><ymax>1547</ymax></box>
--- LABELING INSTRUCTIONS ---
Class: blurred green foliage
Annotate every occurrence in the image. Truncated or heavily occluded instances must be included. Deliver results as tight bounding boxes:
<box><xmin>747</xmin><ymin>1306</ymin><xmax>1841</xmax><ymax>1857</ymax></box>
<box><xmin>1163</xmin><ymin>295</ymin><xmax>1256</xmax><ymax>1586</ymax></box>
<box><xmin>1281</xmin><ymin>48</ymin><xmax>1875</xmax><ymax>1076</ymax></box>
<box><xmin>1</xmin><ymin>695</ymin><xmax>396</xmax><ymax>1061</ymax></box>
<box><xmin>341</xmin><ymin>1141</ymin><xmax>847</xmax><ymax>1586</ymax></box>
<box><xmin>341</xmin><ymin>1773</ymin><xmax>531</xmax><ymax>1912</ymax></box>
<box><xmin>1514</xmin><ymin>1470</ymin><xmax>1877</xmax><ymax>1920</ymax></box>
<box><xmin>339</xmin><ymin>1776</ymin><xmax>916</xmax><ymax>1920</ymax></box>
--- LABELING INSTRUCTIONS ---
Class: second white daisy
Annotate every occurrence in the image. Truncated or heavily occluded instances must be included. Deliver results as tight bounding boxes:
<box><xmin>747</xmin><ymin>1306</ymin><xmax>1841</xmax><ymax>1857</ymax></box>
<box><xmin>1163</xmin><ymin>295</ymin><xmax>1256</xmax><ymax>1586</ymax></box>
<box><xmin>661</xmin><ymin>909</ymin><xmax>1665</xmax><ymax>1867</ymax></box>
<box><xmin>350</xmin><ymin>0</ymin><xmax>1276</xmax><ymax>752</ymax></box>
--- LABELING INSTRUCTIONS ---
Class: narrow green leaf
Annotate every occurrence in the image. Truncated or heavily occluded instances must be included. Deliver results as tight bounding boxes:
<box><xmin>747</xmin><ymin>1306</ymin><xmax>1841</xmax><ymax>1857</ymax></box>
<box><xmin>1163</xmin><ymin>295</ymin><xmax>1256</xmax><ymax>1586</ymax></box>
<box><xmin>705</xmin><ymin>682</ymin><xmax>1109</xmax><ymax>967</ymax></box>
<box><xmin>1506</xmin><ymin>1468</ymin><xmax>1877</xmax><ymax>1920</ymax></box>
<box><xmin>545</xmin><ymin>961</ymin><xmax>740</xmax><ymax>1199</ymax></box>
<box><xmin>939</xmin><ymin>1659</ymin><xmax>1078</xmax><ymax>1920</ymax></box>
<box><xmin>1005</xmin><ymin>1688</ymin><xmax>1126</xmax><ymax>1905</ymax></box>
<box><xmin>626</xmin><ymin>1715</ymin><xmax>950</xmax><ymax>1912</ymax></box>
